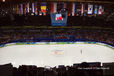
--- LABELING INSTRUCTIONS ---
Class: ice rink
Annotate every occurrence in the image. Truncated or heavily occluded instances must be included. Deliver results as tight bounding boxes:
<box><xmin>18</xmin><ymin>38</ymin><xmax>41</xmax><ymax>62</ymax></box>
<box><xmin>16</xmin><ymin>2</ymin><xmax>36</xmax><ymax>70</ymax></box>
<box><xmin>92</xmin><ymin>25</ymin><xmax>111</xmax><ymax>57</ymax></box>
<box><xmin>0</xmin><ymin>44</ymin><xmax>114</xmax><ymax>67</ymax></box>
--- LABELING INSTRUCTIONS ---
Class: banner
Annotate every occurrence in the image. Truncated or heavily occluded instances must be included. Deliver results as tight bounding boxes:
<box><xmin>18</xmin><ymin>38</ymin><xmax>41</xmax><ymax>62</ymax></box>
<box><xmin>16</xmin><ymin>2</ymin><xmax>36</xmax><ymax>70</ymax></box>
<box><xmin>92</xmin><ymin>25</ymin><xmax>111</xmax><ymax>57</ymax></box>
<box><xmin>88</xmin><ymin>4</ymin><xmax>93</xmax><ymax>14</ymax></box>
<box><xmin>32</xmin><ymin>3</ymin><xmax>35</xmax><ymax>13</ymax></box>
<box><xmin>72</xmin><ymin>3</ymin><xmax>77</xmax><ymax>16</ymax></box>
<box><xmin>62</xmin><ymin>3</ymin><xmax>66</xmax><ymax>9</ymax></box>
<box><xmin>20</xmin><ymin>4</ymin><xmax>23</xmax><ymax>15</ymax></box>
<box><xmin>27</xmin><ymin>3</ymin><xmax>30</xmax><ymax>13</ymax></box>
<box><xmin>24</xmin><ymin>4</ymin><xmax>27</xmax><ymax>15</ymax></box>
<box><xmin>60</xmin><ymin>3</ymin><xmax>67</xmax><ymax>13</ymax></box>
<box><xmin>98</xmin><ymin>5</ymin><xmax>104</xmax><ymax>15</ymax></box>
<box><xmin>94</xmin><ymin>5</ymin><xmax>98</xmax><ymax>14</ymax></box>
<box><xmin>41</xmin><ymin>2</ymin><xmax>47</xmax><ymax>15</ymax></box>
<box><xmin>51</xmin><ymin>2</ymin><xmax>57</xmax><ymax>13</ymax></box>
<box><xmin>12</xmin><ymin>6</ymin><xmax>16</xmax><ymax>13</ymax></box>
<box><xmin>16</xmin><ymin>5</ymin><xmax>19</xmax><ymax>14</ymax></box>
<box><xmin>81</xmin><ymin>3</ymin><xmax>85</xmax><ymax>15</ymax></box>
<box><xmin>35</xmin><ymin>2</ymin><xmax>38</xmax><ymax>15</ymax></box>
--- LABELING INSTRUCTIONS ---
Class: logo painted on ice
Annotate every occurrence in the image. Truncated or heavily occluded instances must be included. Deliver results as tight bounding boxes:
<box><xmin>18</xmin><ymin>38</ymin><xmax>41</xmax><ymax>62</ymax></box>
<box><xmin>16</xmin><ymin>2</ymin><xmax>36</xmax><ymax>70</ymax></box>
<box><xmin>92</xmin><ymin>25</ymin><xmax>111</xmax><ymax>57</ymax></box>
<box><xmin>54</xmin><ymin>50</ymin><xmax>63</xmax><ymax>55</ymax></box>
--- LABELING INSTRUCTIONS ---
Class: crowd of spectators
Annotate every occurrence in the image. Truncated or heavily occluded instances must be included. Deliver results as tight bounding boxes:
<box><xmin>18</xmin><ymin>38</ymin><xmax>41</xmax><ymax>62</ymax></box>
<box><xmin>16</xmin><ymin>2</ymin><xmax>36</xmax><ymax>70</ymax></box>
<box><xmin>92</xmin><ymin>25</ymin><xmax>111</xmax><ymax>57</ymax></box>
<box><xmin>0</xmin><ymin>29</ymin><xmax>114</xmax><ymax>45</ymax></box>
<box><xmin>13</xmin><ymin>62</ymin><xmax>103</xmax><ymax>76</ymax></box>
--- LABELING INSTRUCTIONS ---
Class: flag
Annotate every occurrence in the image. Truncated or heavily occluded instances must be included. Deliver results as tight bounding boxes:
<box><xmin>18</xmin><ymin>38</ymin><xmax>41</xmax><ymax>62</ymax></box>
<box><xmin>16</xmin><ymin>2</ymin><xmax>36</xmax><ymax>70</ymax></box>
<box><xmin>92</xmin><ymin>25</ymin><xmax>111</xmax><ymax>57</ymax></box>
<box><xmin>98</xmin><ymin>5</ymin><xmax>104</xmax><ymax>15</ymax></box>
<box><xmin>68</xmin><ymin>4</ymin><xmax>72</xmax><ymax>16</ymax></box>
<box><xmin>41</xmin><ymin>2</ymin><xmax>47</xmax><ymax>13</ymax></box>
<box><xmin>51</xmin><ymin>2</ymin><xmax>57</xmax><ymax>13</ymax></box>
<box><xmin>20</xmin><ymin>4</ymin><xmax>23</xmax><ymax>15</ymax></box>
<box><xmin>102</xmin><ymin>7</ymin><xmax>104</xmax><ymax>14</ymax></box>
<box><xmin>62</xmin><ymin>3</ymin><xmax>67</xmax><ymax>9</ymax></box>
<box><xmin>94</xmin><ymin>5</ymin><xmax>98</xmax><ymax>14</ymax></box>
<box><xmin>27</xmin><ymin>3</ymin><xmax>30</xmax><ymax>13</ymax></box>
<box><xmin>88</xmin><ymin>4</ymin><xmax>93</xmax><ymax>14</ymax></box>
<box><xmin>71</xmin><ymin>3</ymin><xmax>77</xmax><ymax>16</ymax></box>
<box><xmin>32</xmin><ymin>3</ymin><xmax>35</xmax><ymax>13</ymax></box>
<box><xmin>35</xmin><ymin>2</ymin><xmax>38</xmax><ymax>15</ymax></box>
<box><xmin>13</xmin><ymin>5</ymin><xmax>16</xmax><ymax>13</ymax></box>
<box><xmin>61</xmin><ymin>3</ymin><xmax>67</xmax><ymax>12</ymax></box>
<box><xmin>24</xmin><ymin>4</ymin><xmax>27</xmax><ymax>15</ymax></box>
<box><xmin>16</xmin><ymin>5</ymin><xmax>19</xmax><ymax>14</ymax></box>
<box><xmin>81</xmin><ymin>3</ymin><xmax>85</xmax><ymax>15</ymax></box>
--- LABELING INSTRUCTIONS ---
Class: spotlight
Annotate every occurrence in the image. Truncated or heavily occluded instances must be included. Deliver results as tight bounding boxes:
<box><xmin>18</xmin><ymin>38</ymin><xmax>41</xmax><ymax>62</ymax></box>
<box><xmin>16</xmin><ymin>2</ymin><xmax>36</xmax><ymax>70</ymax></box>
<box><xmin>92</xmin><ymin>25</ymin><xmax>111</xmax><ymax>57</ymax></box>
<box><xmin>2</xmin><ymin>0</ymin><xmax>5</xmax><ymax>2</ymax></box>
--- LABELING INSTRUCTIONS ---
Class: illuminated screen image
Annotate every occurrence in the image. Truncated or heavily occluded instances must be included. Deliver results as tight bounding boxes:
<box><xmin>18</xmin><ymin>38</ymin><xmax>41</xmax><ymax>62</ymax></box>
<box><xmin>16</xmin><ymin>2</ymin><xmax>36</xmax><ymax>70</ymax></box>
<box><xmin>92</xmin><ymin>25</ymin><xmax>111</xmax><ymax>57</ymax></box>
<box><xmin>51</xmin><ymin>12</ymin><xmax>68</xmax><ymax>26</ymax></box>
<box><xmin>55</xmin><ymin>14</ymin><xmax>63</xmax><ymax>21</ymax></box>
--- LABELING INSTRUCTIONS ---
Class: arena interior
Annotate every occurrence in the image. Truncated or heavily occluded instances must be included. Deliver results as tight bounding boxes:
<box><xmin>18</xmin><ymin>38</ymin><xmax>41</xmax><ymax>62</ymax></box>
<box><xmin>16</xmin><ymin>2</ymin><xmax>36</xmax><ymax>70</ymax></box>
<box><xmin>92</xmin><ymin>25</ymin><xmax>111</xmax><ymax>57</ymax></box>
<box><xmin>0</xmin><ymin>0</ymin><xmax>114</xmax><ymax>76</ymax></box>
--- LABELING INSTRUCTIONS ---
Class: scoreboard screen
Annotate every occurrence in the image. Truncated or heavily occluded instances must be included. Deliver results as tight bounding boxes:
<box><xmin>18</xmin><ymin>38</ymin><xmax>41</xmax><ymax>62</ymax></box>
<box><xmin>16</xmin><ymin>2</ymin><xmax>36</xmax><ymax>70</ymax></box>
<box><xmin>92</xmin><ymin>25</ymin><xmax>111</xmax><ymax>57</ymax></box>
<box><xmin>50</xmin><ymin>12</ymin><xmax>68</xmax><ymax>26</ymax></box>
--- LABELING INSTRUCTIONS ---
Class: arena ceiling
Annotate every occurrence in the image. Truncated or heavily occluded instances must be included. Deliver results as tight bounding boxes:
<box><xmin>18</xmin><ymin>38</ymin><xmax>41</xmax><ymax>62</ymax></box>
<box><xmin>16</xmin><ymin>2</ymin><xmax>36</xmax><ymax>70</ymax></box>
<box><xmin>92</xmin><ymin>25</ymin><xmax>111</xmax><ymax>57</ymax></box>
<box><xmin>0</xmin><ymin>0</ymin><xmax>114</xmax><ymax>8</ymax></box>
<box><xmin>1</xmin><ymin>0</ymin><xmax>114</xmax><ymax>3</ymax></box>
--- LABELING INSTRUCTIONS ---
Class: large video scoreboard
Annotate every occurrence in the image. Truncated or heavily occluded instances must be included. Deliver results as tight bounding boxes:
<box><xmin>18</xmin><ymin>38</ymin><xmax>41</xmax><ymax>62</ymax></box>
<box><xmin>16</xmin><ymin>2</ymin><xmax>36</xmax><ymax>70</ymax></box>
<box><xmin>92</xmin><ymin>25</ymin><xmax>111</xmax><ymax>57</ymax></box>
<box><xmin>50</xmin><ymin>12</ymin><xmax>68</xmax><ymax>26</ymax></box>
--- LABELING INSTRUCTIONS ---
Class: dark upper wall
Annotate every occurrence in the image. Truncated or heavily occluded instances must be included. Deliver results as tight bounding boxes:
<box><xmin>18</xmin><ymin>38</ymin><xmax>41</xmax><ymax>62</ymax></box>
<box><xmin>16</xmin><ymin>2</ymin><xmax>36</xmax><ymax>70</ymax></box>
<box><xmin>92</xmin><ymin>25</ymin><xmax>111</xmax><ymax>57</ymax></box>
<box><xmin>1</xmin><ymin>0</ymin><xmax>114</xmax><ymax>3</ymax></box>
<box><xmin>0</xmin><ymin>0</ymin><xmax>114</xmax><ymax>8</ymax></box>
<box><xmin>0</xmin><ymin>0</ymin><xmax>114</xmax><ymax>6</ymax></box>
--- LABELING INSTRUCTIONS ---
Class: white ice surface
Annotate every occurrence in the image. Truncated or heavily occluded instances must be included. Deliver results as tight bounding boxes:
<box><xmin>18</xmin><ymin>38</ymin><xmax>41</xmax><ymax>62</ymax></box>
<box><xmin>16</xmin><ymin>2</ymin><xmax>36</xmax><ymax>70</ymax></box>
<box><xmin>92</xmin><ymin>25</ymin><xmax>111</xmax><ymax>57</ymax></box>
<box><xmin>0</xmin><ymin>44</ymin><xmax>114</xmax><ymax>67</ymax></box>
